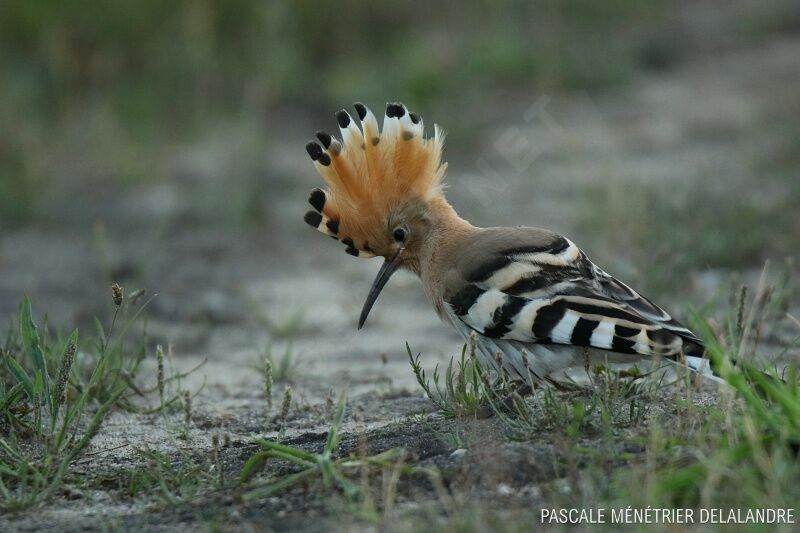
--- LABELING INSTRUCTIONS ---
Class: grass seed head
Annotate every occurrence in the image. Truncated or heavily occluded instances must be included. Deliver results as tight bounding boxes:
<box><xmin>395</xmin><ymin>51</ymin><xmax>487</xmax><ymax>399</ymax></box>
<box><xmin>736</xmin><ymin>285</ymin><xmax>748</xmax><ymax>343</ymax></box>
<box><xmin>469</xmin><ymin>331</ymin><xmax>478</xmax><ymax>359</ymax></box>
<box><xmin>212</xmin><ymin>433</ymin><xmax>224</xmax><ymax>486</ymax></box>
<box><xmin>183</xmin><ymin>390</ymin><xmax>192</xmax><ymax>426</ymax></box>
<box><xmin>156</xmin><ymin>345</ymin><xmax>165</xmax><ymax>404</ymax></box>
<box><xmin>280</xmin><ymin>386</ymin><xmax>292</xmax><ymax>422</ymax></box>
<box><xmin>494</xmin><ymin>352</ymin><xmax>510</xmax><ymax>382</ymax></box>
<box><xmin>111</xmin><ymin>283</ymin><xmax>124</xmax><ymax>308</ymax></box>
<box><xmin>325</xmin><ymin>389</ymin><xmax>334</xmax><ymax>419</ymax></box>
<box><xmin>54</xmin><ymin>340</ymin><xmax>77</xmax><ymax>410</ymax></box>
<box><xmin>355</xmin><ymin>405</ymin><xmax>367</xmax><ymax>455</ymax></box>
<box><xmin>277</xmin><ymin>386</ymin><xmax>292</xmax><ymax>437</ymax></box>
<box><xmin>494</xmin><ymin>352</ymin><xmax>503</xmax><ymax>367</ymax></box>
<box><xmin>264</xmin><ymin>358</ymin><xmax>273</xmax><ymax>409</ymax></box>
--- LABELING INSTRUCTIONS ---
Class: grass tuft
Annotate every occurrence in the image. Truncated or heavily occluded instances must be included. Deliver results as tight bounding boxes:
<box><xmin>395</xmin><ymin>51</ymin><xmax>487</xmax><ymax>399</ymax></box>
<box><xmin>0</xmin><ymin>291</ymin><xmax>143</xmax><ymax>510</ymax></box>
<box><xmin>407</xmin><ymin>342</ymin><xmax>505</xmax><ymax>418</ymax></box>
<box><xmin>261</xmin><ymin>343</ymin><xmax>299</xmax><ymax>382</ymax></box>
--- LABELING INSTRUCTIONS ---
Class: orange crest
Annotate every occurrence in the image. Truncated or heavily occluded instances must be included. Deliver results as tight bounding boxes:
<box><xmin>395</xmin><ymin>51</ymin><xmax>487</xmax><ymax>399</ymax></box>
<box><xmin>304</xmin><ymin>102</ymin><xmax>447</xmax><ymax>257</ymax></box>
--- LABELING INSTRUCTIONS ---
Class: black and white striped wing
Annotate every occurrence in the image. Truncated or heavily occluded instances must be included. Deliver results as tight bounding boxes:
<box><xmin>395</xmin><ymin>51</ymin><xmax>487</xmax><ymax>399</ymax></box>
<box><xmin>446</xmin><ymin>234</ymin><xmax>703</xmax><ymax>359</ymax></box>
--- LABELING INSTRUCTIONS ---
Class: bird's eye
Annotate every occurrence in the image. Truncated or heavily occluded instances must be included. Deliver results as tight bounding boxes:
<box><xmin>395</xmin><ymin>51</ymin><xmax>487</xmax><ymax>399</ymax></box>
<box><xmin>392</xmin><ymin>226</ymin><xmax>408</xmax><ymax>242</ymax></box>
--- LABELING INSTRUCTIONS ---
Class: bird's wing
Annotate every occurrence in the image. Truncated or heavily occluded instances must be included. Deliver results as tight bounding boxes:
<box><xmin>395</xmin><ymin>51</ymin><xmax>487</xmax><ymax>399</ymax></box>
<box><xmin>443</xmin><ymin>227</ymin><xmax>703</xmax><ymax>359</ymax></box>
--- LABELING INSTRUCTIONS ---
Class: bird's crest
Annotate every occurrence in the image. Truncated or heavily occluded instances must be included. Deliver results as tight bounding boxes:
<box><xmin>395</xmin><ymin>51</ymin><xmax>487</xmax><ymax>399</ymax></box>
<box><xmin>304</xmin><ymin>102</ymin><xmax>447</xmax><ymax>257</ymax></box>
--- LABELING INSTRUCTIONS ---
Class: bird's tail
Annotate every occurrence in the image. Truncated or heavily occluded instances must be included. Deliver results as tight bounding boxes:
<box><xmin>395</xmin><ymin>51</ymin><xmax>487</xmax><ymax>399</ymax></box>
<box><xmin>684</xmin><ymin>355</ymin><xmax>726</xmax><ymax>383</ymax></box>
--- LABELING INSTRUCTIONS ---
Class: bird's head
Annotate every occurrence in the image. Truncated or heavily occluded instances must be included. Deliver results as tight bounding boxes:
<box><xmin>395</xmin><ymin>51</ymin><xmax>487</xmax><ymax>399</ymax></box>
<box><xmin>303</xmin><ymin>102</ymin><xmax>448</xmax><ymax>329</ymax></box>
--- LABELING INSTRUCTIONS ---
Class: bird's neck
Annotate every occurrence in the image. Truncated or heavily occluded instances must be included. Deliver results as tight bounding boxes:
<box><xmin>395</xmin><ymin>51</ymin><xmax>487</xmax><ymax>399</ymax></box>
<box><xmin>427</xmin><ymin>196</ymin><xmax>476</xmax><ymax>243</ymax></box>
<box><xmin>415</xmin><ymin>196</ymin><xmax>478</xmax><ymax>310</ymax></box>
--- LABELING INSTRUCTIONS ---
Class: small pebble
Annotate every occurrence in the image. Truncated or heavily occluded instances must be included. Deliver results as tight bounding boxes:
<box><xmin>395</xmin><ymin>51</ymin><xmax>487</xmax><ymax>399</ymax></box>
<box><xmin>450</xmin><ymin>448</ymin><xmax>467</xmax><ymax>461</ymax></box>
<box><xmin>497</xmin><ymin>483</ymin><xmax>513</xmax><ymax>496</ymax></box>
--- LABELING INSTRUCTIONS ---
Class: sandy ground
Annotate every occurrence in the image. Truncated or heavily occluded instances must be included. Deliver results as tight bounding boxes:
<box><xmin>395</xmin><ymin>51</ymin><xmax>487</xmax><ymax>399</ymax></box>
<box><xmin>1</xmin><ymin>26</ymin><xmax>800</xmax><ymax>532</ymax></box>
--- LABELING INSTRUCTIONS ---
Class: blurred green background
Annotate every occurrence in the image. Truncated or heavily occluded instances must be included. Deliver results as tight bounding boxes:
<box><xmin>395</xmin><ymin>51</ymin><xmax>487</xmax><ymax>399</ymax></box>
<box><xmin>0</xmin><ymin>0</ymin><xmax>671</xmax><ymax>225</ymax></box>
<box><xmin>1</xmin><ymin>0</ymin><xmax>799</xmax><ymax>321</ymax></box>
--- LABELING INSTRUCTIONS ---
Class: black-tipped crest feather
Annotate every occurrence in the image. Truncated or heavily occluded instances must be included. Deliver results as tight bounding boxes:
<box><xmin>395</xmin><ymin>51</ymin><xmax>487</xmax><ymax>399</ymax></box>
<box><xmin>308</xmin><ymin>188</ymin><xmax>326</xmax><ymax>211</ymax></box>
<box><xmin>336</xmin><ymin>110</ymin><xmax>350</xmax><ymax>128</ymax></box>
<box><xmin>315</xmin><ymin>131</ymin><xmax>332</xmax><ymax>149</ymax></box>
<box><xmin>354</xmin><ymin>102</ymin><xmax>367</xmax><ymax>120</ymax></box>
<box><xmin>304</xmin><ymin>210</ymin><xmax>323</xmax><ymax>228</ymax></box>
<box><xmin>306</xmin><ymin>141</ymin><xmax>322</xmax><ymax>161</ymax></box>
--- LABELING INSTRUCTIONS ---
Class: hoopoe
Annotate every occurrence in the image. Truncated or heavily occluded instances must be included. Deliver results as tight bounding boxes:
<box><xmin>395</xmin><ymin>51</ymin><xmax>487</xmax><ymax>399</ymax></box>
<box><xmin>303</xmin><ymin>102</ymin><xmax>717</xmax><ymax>385</ymax></box>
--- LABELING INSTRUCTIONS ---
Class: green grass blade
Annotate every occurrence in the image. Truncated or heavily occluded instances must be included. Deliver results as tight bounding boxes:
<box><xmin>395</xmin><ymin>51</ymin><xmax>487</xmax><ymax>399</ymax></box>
<box><xmin>324</xmin><ymin>391</ymin><xmax>347</xmax><ymax>454</ymax></box>
<box><xmin>4</xmin><ymin>356</ymin><xmax>33</xmax><ymax>397</ymax></box>
<box><xmin>241</xmin><ymin>467</ymin><xmax>317</xmax><ymax>501</ymax></box>
<box><xmin>19</xmin><ymin>297</ymin><xmax>51</xmax><ymax>405</ymax></box>
<box><xmin>0</xmin><ymin>382</ymin><xmax>26</xmax><ymax>413</ymax></box>
<box><xmin>255</xmin><ymin>440</ymin><xmax>317</xmax><ymax>462</ymax></box>
<box><xmin>33</xmin><ymin>372</ymin><xmax>44</xmax><ymax>398</ymax></box>
<box><xmin>66</xmin><ymin>386</ymin><xmax>126</xmax><ymax>461</ymax></box>
<box><xmin>240</xmin><ymin>451</ymin><xmax>273</xmax><ymax>482</ymax></box>
<box><xmin>329</xmin><ymin>465</ymin><xmax>360</xmax><ymax>499</ymax></box>
<box><xmin>104</xmin><ymin>295</ymin><xmax>156</xmax><ymax>361</ymax></box>
<box><xmin>93</xmin><ymin>317</ymin><xmax>106</xmax><ymax>350</ymax></box>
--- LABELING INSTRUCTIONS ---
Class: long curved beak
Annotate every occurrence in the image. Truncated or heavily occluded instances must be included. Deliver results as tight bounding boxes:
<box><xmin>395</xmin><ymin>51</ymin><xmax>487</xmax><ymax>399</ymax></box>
<box><xmin>358</xmin><ymin>248</ymin><xmax>404</xmax><ymax>330</ymax></box>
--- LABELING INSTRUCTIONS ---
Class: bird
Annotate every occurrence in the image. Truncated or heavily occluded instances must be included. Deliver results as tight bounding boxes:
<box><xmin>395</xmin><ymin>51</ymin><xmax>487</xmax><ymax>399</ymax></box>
<box><xmin>302</xmin><ymin>101</ymin><xmax>719</xmax><ymax>386</ymax></box>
